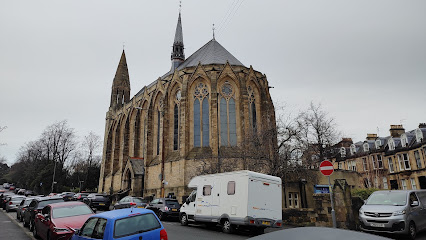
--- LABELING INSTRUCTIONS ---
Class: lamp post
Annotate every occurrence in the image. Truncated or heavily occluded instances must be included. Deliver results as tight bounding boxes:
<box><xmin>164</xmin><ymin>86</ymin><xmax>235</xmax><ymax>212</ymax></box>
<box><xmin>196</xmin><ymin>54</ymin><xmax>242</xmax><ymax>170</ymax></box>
<box><xmin>79</xmin><ymin>181</ymin><xmax>84</xmax><ymax>193</ymax></box>
<box><xmin>51</xmin><ymin>160</ymin><xmax>57</xmax><ymax>193</ymax></box>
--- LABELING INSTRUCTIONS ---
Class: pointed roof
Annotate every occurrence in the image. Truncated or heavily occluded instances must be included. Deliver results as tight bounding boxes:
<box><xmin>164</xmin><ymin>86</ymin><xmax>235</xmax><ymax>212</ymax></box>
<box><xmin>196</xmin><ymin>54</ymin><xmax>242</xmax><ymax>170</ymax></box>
<box><xmin>113</xmin><ymin>50</ymin><xmax>129</xmax><ymax>84</ymax></box>
<box><xmin>173</xmin><ymin>12</ymin><xmax>183</xmax><ymax>44</ymax></box>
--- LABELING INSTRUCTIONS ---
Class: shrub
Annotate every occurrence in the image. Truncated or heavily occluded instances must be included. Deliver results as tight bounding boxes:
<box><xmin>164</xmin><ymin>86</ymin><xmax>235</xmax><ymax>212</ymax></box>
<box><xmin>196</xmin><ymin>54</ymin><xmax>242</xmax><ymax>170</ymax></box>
<box><xmin>351</xmin><ymin>188</ymin><xmax>379</xmax><ymax>200</ymax></box>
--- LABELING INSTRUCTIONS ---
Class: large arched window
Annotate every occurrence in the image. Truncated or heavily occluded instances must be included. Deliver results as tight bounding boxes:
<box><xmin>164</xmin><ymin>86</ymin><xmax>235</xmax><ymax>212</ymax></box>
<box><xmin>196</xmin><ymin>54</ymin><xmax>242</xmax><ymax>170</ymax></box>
<box><xmin>247</xmin><ymin>86</ymin><xmax>257</xmax><ymax>133</ymax></box>
<box><xmin>157</xmin><ymin>110</ymin><xmax>161</xmax><ymax>155</ymax></box>
<box><xmin>220</xmin><ymin>82</ymin><xmax>237</xmax><ymax>146</ymax></box>
<box><xmin>193</xmin><ymin>82</ymin><xmax>209</xmax><ymax>147</ymax></box>
<box><xmin>173</xmin><ymin>90</ymin><xmax>181</xmax><ymax>150</ymax></box>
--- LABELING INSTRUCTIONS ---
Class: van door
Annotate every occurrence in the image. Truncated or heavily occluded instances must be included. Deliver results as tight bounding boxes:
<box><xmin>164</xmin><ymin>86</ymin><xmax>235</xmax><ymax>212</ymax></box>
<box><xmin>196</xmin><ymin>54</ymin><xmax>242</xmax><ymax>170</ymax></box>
<box><xmin>211</xmin><ymin>178</ymin><xmax>221</xmax><ymax>216</ymax></box>
<box><xmin>408</xmin><ymin>192</ymin><xmax>424</xmax><ymax>230</ymax></box>
<box><xmin>199</xmin><ymin>185</ymin><xmax>212</xmax><ymax>217</ymax></box>
<box><xmin>414</xmin><ymin>192</ymin><xmax>426</xmax><ymax>231</ymax></box>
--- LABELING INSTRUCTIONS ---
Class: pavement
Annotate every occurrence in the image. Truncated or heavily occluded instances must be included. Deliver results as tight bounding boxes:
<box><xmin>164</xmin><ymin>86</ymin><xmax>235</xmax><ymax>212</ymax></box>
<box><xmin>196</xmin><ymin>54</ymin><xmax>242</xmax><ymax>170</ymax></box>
<box><xmin>0</xmin><ymin>210</ymin><xmax>34</xmax><ymax>240</ymax></box>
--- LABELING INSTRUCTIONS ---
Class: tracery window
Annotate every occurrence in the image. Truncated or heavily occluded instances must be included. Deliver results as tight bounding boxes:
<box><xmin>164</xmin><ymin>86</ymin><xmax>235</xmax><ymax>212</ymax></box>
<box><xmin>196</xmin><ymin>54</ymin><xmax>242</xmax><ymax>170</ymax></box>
<box><xmin>173</xmin><ymin>90</ymin><xmax>181</xmax><ymax>151</ymax></box>
<box><xmin>247</xmin><ymin>86</ymin><xmax>257</xmax><ymax>133</ymax></box>
<box><xmin>220</xmin><ymin>82</ymin><xmax>237</xmax><ymax>146</ymax></box>
<box><xmin>193</xmin><ymin>83</ymin><xmax>209</xmax><ymax>147</ymax></box>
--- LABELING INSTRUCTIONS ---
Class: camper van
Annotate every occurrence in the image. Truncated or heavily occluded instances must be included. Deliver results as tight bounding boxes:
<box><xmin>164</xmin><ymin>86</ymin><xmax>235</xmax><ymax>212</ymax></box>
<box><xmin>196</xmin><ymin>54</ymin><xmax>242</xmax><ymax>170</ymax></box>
<box><xmin>179</xmin><ymin>170</ymin><xmax>283</xmax><ymax>234</ymax></box>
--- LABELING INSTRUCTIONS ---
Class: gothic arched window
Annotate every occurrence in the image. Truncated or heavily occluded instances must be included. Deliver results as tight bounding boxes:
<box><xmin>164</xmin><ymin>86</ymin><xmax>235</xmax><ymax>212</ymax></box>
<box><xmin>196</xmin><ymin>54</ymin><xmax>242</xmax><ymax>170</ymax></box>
<box><xmin>193</xmin><ymin>83</ymin><xmax>209</xmax><ymax>147</ymax></box>
<box><xmin>173</xmin><ymin>90</ymin><xmax>181</xmax><ymax>151</ymax></box>
<box><xmin>157</xmin><ymin>110</ymin><xmax>161</xmax><ymax>155</ymax></box>
<box><xmin>248</xmin><ymin>86</ymin><xmax>257</xmax><ymax>133</ymax></box>
<box><xmin>220</xmin><ymin>82</ymin><xmax>237</xmax><ymax>146</ymax></box>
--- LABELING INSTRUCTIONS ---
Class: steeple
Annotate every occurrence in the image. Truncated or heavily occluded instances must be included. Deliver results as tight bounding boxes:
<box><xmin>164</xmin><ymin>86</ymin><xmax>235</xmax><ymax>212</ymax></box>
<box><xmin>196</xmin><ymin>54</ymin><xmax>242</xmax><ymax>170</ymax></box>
<box><xmin>171</xmin><ymin>12</ymin><xmax>185</xmax><ymax>70</ymax></box>
<box><xmin>110</xmin><ymin>50</ymin><xmax>131</xmax><ymax>110</ymax></box>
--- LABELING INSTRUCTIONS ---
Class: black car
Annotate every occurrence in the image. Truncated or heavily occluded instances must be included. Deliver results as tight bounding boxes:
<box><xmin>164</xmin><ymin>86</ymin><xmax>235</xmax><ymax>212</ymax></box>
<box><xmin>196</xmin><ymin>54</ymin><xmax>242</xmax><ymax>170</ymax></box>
<box><xmin>83</xmin><ymin>193</ymin><xmax>111</xmax><ymax>210</ymax></box>
<box><xmin>146</xmin><ymin>198</ymin><xmax>180</xmax><ymax>220</ymax></box>
<box><xmin>73</xmin><ymin>192</ymin><xmax>90</xmax><ymax>201</ymax></box>
<box><xmin>23</xmin><ymin>196</ymin><xmax>64</xmax><ymax>231</ymax></box>
<box><xmin>114</xmin><ymin>196</ymin><xmax>149</xmax><ymax>209</ymax></box>
<box><xmin>16</xmin><ymin>197</ymin><xmax>34</xmax><ymax>222</ymax></box>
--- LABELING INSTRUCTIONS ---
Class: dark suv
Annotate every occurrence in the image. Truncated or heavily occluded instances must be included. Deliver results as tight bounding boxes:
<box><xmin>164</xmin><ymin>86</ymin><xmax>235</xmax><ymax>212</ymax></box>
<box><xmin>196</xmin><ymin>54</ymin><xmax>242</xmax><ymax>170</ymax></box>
<box><xmin>146</xmin><ymin>198</ymin><xmax>180</xmax><ymax>220</ymax></box>
<box><xmin>83</xmin><ymin>193</ymin><xmax>111</xmax><ymax>210</ymax></box>
<box><xmin>23</xmin><ymin>196</ymin><xmax>64</xmax><ymax>231</ymax></box>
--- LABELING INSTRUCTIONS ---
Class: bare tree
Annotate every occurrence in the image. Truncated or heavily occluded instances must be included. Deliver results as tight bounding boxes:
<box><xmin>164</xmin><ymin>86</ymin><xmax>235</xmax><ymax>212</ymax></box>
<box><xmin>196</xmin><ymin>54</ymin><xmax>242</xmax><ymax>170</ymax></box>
<box><xmin>0</xmin><ymin>125</ymin><xmax>7</xmax><ymax>147</ymax></box>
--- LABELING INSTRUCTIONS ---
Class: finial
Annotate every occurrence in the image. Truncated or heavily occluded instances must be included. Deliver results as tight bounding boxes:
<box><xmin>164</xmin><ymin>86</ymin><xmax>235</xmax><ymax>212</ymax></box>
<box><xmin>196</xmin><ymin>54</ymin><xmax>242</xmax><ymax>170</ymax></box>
<box><xmin>123</xmin><ymin>42</ymin><xmax>125</xmax><ymax>50</ymax></box>
<box><xmin>212</xmin><ymin>23</ymin><xmax>215</xmax><ymax>40</ymax></box>
<box><xmin>179</xmin><ymin>0</ymin><xmax>182</xmax><ymax>13</ymax></box>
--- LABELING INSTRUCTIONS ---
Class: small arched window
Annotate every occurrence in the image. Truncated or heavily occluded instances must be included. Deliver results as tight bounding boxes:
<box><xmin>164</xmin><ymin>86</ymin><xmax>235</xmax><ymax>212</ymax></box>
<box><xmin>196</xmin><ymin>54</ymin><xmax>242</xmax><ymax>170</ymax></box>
<box><xmin>350</xmin><ymin>144</ymin><xmax>356</xmax><ymax>155</ymax></box>
<box><xmin>416</xmin><ymin>128</ymin><xmax>423</xmax><ymax>143</ymax></box>
<box><xmin>388</xmin><ymin>138</ymin><xmax>395</xmax><ymax>151</ymax></box>
<box><xmin>363</xmin><ymin>143</ymin><xmax>369</xmax><ymax>152</ymax></box>
<box><xmin>340</xmin><ymin>147</ymin><xmax>346</xmax><ymax>157</ymax></box>
<box><xmin>401</xmin><ymin>134</ymin><xmax>408</xmax><ymax>147</ymax></box>
<box><xmin>375</xmin><ymin>139</ymin><xmax>381</xmax><ymax>149</ymax></box>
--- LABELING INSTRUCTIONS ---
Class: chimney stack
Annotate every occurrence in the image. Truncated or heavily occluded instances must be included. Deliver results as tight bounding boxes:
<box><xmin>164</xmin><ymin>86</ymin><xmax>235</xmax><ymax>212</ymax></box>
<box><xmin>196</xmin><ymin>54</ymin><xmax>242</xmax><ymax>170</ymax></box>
<box><xmin>389</xmin><ymin>125</ymin><xmax>405</xmax><ymax>138</ymax></box>
<box><xmin>419</xmin><ymin>123</ymin><xmax>426</xmax><ymax>129</ymax></box>
<box><xmin>366</xmin><ymin>134</ymin><xmax>377</xmax><ymax>141</ymax></box>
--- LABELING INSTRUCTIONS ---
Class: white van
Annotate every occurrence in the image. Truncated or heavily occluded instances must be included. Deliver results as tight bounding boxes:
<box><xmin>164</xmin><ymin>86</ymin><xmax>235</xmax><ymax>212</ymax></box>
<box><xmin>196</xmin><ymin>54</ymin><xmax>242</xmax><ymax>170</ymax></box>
<box><xmin>179</xmin><ymin>170</ymin><xmax>283</xmax><ymax>234</ymax></box>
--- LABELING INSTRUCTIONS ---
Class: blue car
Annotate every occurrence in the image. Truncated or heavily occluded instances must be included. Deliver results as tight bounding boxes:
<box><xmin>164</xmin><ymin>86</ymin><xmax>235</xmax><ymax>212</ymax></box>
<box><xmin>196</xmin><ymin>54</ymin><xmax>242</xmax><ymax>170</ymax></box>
<box><xmin>71</xmin><ymin>208</ymin><xmax>168</xmax><ymax>240</ymax></box>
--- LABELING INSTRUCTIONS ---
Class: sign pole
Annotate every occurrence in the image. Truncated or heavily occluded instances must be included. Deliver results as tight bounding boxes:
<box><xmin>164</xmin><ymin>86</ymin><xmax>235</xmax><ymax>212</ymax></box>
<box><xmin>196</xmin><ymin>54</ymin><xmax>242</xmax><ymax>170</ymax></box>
<box><xmin>328</xmin><ymin>175</ymin><xmax>337</xmax><ymax>228</ymax></box>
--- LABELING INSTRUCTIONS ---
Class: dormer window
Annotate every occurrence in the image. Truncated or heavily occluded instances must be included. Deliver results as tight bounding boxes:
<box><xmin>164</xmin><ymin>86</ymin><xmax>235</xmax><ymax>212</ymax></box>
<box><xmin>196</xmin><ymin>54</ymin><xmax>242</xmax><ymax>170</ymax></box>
<box><xmin>340</xmin><ymin>147</ymin><xmax>346</xmax><ymax>157</ymax></box>
<box><xmin>416</xmin><ymin>128</ymin><xmax>423</xmax><ymax>143</ymax></box>
<box><xmin>363</xmin><ymin>143</ymin><xmax>369</xmax><ymax>152</ymax></box>
<box><xmin>388</xmin><ymin>138</ymin><xmax>395</xmax><ymax>151</ymax></box>
<box><xmin>375</xmin><ymin>140</ymin><xmax>381</xmax><ymax>150</ymax></box>
<box><xmin>350</xmin><ymin>144</ymin><xmax>356</xmax><ymax>155</ymax></box>
<box><xmin>401</xmin><ymin>134</ymin><xmax>408</xmax><ymax>147</ymax></box>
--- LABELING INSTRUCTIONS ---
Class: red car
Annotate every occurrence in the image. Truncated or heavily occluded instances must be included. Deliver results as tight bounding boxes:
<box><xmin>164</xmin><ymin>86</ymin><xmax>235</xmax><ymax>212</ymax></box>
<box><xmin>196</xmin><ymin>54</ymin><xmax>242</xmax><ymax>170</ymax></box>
<box><xmin>33</xmin><ymin>201</ymin><xmax>95</xmax><ymax>240</ymax></box>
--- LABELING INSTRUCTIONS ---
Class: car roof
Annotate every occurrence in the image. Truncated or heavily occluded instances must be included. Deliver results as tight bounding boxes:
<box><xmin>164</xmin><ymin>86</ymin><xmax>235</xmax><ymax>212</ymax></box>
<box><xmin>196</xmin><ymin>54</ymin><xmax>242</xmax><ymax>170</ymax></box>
<box><xmin>48</xmin><ymin>201</ymin><xmax>87</xmax><ymax>208</ymax></box>
<box><xmin>33</xmin><ymin>196</ymin><xmax>63</xmax><ymax>201</ymax></box>
<box><xmin>91</xmin><ymin>208</ymin><xmax>155</xmax><ymax>221</ymax></box>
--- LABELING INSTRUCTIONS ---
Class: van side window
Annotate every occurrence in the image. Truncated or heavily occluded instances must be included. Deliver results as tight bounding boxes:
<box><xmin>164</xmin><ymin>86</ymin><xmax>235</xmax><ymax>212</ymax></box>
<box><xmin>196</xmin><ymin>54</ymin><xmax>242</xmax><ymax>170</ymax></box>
<box><xmin>410</xmin><ymin>193</ymin><xmax>419</xmax><ymax>205</ymax></box>
<box><xmin>203</xmin><ymin>185</ymin><xmax>212</xmax><ymax>196</ymax></box>
<box><xmin>416</xmin><ymin>192</ymin><xmax>426</xmax><ymax>206</ymax></box>
<box><xmin>227</xmin><ymin>181</ymin><xmax>235</xmax><ymax>195</ymax></box>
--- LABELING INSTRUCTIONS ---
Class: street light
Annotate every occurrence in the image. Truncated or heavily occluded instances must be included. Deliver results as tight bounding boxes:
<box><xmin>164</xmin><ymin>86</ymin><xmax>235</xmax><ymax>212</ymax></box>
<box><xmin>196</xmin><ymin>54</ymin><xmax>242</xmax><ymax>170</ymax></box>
<box><xmin>79</xmin><ymin>181</ymin><xmax>84</xmax><ymax>193</ymax></box>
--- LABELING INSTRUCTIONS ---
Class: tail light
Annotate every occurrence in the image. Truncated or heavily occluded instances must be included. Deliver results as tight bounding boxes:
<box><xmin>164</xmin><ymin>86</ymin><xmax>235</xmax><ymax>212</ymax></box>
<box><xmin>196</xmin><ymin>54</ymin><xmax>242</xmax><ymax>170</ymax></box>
<box><xmin>129</xmin><ymin>202</ymin><xmax>136</xmax><ymax>206</ymax></box>
<box><xmin>9</xmin><ymin>202</ymin><xmax>12</xmax><ymax>205</ymax></box>
<box><xmin>164</xmin><ymin>206</ymin><xmax>169</xmax><ymax>211</ymax></box>
<box><xmin>160</xmin><ymin>229</ymin><xmax>168</xmax><ymax>240</ymax></box>
<box><xmin>249</xmin><ymin>220</ymin><xmax>255</xmax><ymax>224</ymax></box>
<box><xmin>22</xmin><ymin>207</ymin><xmax>26</xmax><ymax>211</ymax></box>
<box><xmin>77</xmin><ymin>196</ymin><xmax>81</xmax><ymax>199</ymax></box>
<box><xmin>276</xmin><ymin>222</ymin><xmax>282</xmax><ymax>227</ymax></box>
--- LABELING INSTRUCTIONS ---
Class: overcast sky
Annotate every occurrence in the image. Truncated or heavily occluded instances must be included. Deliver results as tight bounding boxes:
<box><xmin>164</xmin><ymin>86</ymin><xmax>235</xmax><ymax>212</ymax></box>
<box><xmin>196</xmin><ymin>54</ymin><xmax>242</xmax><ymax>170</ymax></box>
<box><xmin>1</xmin><ymin>0</ymin><xmax>425</xmax><ymax>165</ymax></box>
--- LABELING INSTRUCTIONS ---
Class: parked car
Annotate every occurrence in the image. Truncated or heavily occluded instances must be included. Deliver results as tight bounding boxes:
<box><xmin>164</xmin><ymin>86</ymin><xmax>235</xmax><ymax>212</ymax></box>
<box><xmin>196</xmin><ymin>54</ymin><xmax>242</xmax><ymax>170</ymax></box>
<box><xmin>14</xmin><ymin>187</ymin><xmax>21</xmax><ymax>194</ymax></box>
<box><xmin>17</xmin><ymin>197</ymin><xmax>34</xmax><ymax>222</ymax></box>
<box><xmin>359</xmin><ymin>190</ymin><xmax>426</xmax><ymax>240</ymax></box>
<box><xmin>114</xmin><ymin>196</ymin><xmax>149</xmax><ymax>209</ymax></box>
<box><xmin>83</xmin><ymin>193</ymin><xmax>110</xmax><ymax>211</ymax></box>
<box><xmin>9</xmin><ymin>185</ymin><xmax>16</xmax><ymax>191</ymax></box>
<box><xmin>33</xmin><ymin>201</ymin><xmax>95</xmax><ymax>240</ymax></box>
<box><xmin>60</xmin><ymin>192</ymin><xmax>76</xmax><ymax>201</ymax></box>
<box><xmin>3</xmin><ymin>183</ymin><xmax>10</xmax><ymax>189</ymax></box>
<box><xmin>2</xmin><ymin>195</ymin><xmax>13</xmax><ymax>210</ymax></box>
<box><xmin>71</xmin><ymin>208</ymin><xmax>168</xmax><ymax>240</ymax></box>
<box><xmin>17</xmin><ymin>189</ymin><xmax>26</xmax><ymax>195</ymax></box>
<box><xmin>25</xmin><ymin>190</ymin><xmax>35</xmax><ymax>196</ymax></box>
<box><xmin>73</xmin><ymin>193</ymin><xmax>90</xmax><ymax>201</ymax></box>
<box><xmin>146</xmin><ymin>198</ymin><xmax>180</xmax><ymax>220</ymax></box>
<box><xmin>5</xmin><ymin>195</ymin><xmax>26</xmax><ymax>212</ymax></box>
<box><xmin>23</xmin><ymin>196</ymin><xmax>65</xmax><ymax>231</ymax></box>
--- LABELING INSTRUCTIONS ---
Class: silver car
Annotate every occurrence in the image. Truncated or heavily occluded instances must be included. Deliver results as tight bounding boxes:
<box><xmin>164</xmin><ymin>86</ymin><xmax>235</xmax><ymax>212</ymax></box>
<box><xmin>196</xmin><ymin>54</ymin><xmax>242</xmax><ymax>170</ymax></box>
<box><xmin>6</xmin><ymin>196</ymin><xmax>26</xmax><ymax>212</ymax></box>
<box><xmin>359</xmin><ymin>190</ymin><xmax>426</xmax><ymax>239</ymax></box>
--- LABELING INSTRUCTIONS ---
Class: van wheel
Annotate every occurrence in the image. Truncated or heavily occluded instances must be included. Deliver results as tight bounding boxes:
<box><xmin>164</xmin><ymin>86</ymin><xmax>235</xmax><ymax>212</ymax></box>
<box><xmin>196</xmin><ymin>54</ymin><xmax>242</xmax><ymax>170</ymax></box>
<box><xmin>29</xmin><ymin>220</ymin><xmax>34</xmax><ymax>232</ymax></box>
<box><xmin>33</xmin><ymin>224</ymin><xmax>40</xmax><ymax>239</ymax></box>
<box><xmin>180</xmin><ymin>214</ymin><xmax>188</xmax><ymax>226</ymax></box>
<box><xmin>222</xmin><ymin>220</ymin><xmax>234</xmax><ymax>234</ymax></box>
<box><xmin>408</xmin><ymin>222</ymin><xmax>416</xmax><ymax>240</ymax></box>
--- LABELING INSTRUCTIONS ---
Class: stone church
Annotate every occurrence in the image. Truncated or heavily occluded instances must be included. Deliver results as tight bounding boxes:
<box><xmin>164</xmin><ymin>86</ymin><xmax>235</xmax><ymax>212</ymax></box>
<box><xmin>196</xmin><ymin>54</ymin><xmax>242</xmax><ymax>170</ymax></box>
<box><xmin>98</xmin><ymin>12</ymin><xmax>278</xmax><ymax>201</ymax></box>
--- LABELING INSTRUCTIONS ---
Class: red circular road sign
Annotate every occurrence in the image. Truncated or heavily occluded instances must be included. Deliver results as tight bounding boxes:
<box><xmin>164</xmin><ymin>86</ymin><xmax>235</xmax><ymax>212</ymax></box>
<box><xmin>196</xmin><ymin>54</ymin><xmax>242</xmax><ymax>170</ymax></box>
<box><xmin>320</xmin><ymin>160</ymin><xmax>334</xmax><ymax>176</ymax></box>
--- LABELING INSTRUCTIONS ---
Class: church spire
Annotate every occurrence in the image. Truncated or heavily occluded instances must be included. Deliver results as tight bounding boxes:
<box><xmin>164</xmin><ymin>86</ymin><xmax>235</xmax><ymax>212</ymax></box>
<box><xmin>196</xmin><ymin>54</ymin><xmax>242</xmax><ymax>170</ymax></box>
<box><xmin>110</xmin><ymin>50</ymin><xmax>131</xmax><ymax>110</ymax></box>
<box><xmin>171</xmin><ymin>12</ymin><xmax>185</xmax><ymax>70</ymax></box>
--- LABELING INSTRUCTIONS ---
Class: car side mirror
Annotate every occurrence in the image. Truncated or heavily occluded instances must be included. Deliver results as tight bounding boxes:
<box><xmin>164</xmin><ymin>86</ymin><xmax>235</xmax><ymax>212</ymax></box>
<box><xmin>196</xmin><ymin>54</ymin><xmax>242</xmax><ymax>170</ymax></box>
<box><xmin>92</xmin><ymin>208</ymin><xmax>97</xmax><ymax>213</ymax></box>
<box><xmin>185</xmin><ymin>198</ymin><xmax>190</xmax><ymax>204</ymax></box>
<box><xmin>411</xmin><ymin>201</ymin><xmax>419</xmax><ymax>207</ymax></box>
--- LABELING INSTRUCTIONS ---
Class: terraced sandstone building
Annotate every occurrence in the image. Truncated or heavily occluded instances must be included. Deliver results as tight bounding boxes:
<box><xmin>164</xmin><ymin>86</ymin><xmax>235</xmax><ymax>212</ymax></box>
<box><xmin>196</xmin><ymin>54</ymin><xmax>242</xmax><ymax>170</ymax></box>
<box><xmin>98</xmin><ymin>12</ymin><xmax>277</xmax><ymax>201</ymax></box>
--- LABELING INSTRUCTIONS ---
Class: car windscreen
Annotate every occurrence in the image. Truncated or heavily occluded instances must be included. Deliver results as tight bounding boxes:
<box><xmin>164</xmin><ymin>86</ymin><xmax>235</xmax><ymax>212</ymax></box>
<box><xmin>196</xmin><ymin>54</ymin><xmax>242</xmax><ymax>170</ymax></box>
<box><xmin>165</xmin><ymin>200</ymin><xmax>179</xmax><ymax>207</ymax></box>
<box><xmin>12</xmin><ymin>197</ymin><xmax>25</xmax><ymax>201</ymax></box>
<box><xmin>52</xmin><ymin>204</ymin><xmax>93</xmax><ymax>218</ymax></box>
<box><xmin>114</xmin><ymin>213</ymin><xmax>161</xmax><ymax>238</ymax></box>
<box><xmin>133</xmin><ymin>198</ymin><xmax>145</xmax><ymax>203</ymax></box>
<box><xmin>38</xmin><ymin>199</ymin><xmax>64</xmax><ymax>208</ymax></box>
<box><xmin>366</xmin><ymin>192</ymin><xmax>407</xmax><ymax>206</ymax></box>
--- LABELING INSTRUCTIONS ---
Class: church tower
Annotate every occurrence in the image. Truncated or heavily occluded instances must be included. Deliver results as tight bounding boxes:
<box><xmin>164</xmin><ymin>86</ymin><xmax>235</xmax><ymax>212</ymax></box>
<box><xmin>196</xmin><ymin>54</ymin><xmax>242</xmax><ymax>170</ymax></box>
<box><xmin>171</xmin><ymin>12</ymin><xmax>185</xmax><ymax>70</ymax></box>
<box><xmin>110</xmin><ymin>50</ymin><xmax>130</xmax><ymax>110</ymax></box>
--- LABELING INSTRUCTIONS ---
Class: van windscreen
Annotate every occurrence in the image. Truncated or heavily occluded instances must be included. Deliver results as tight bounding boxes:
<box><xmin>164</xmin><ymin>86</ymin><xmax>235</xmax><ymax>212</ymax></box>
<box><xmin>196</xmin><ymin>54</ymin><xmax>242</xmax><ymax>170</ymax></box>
<box><xmin>366</xmin><ymin>192</ymin><xmax>407</xmax><ymax>206</ymax></box>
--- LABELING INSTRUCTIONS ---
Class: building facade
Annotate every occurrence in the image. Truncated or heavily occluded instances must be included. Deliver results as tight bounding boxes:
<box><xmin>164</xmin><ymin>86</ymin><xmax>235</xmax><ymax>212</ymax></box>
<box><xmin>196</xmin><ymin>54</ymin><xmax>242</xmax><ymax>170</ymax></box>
<box><xmin>98</xmin><ymin>12</ymin><xmax>277</xmax><ymax>201</ymax></box>
<box><xmin>330</xmin><ymin>124</ymin><xmax>426</xmax><ymax>191</ymax></box>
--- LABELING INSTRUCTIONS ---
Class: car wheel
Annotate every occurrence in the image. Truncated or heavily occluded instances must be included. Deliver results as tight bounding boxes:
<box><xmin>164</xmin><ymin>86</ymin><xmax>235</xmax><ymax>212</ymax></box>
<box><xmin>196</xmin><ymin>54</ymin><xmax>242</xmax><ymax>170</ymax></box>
<box><xmin>23</xmin><ymin>218</ymin><xmax>29</xmax><ymax>227</ymax></box>
<box><xmin>6</xmin><ymin>207</ymin><xmax>9</xmax><ymax>213</ymax></box>
<box><xmin>33</xmin><ymin>224</ymin><xmax>40</xmax><ymax>239</ymax></box>
<box><xmin>157</xmin><ymin>211</ymin><xmax>165</xmax><ymax>221</ymax></box>
<box><xmin>222</xmin><ymin>219</ymin><xmax>234</xmax><ymax>234</ymax></box>
<box><xmin>29</xmin><ymin>220</ymin><xmax>34</xmax><ymax>232</ymax></box>
<box><xmin>180</xmin><ymin>214</ymin><xmax>188</xmax><ymax>226</ymax></box>
<box><xmin>408</xmin><ymin>222</ymin><xmax>416</xmax><ymax>240</ymax></box>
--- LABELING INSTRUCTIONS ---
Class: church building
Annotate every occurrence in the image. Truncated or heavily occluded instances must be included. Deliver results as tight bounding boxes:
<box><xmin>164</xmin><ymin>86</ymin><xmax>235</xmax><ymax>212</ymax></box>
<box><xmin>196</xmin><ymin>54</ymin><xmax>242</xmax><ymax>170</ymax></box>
<box><xmin>98</xmin><ymin>11</ymin><xmax>278</xmax><ymax>201</ymax></box>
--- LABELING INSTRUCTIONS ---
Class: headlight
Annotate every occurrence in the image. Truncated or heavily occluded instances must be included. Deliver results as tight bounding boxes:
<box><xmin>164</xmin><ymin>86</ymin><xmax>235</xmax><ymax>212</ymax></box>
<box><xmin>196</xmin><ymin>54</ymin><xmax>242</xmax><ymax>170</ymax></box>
<box><xmin>393</xmin><ymin>210</ymin><xmax>406</xmax><ymax>216</ymax></box>
<box><xmin>359</xmin><ymin>209</ymin><xmax>364</xmax><ymax>215</ymax></box>
<box><xmin>53</xmin><ymin>227</ymin><xmax>72</xmax><ymax>233</ymax></box>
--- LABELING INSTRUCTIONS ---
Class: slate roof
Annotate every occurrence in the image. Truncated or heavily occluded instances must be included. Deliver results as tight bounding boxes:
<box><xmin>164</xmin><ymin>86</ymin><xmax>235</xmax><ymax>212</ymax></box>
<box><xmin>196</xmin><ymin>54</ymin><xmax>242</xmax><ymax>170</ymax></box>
<box><xmin>173</xmin><ymin>13</ymin><xmax>183</xmax><ymax>44</ymax></box>
<box><xmin>129</xmin><ymin>158</ymin><xmax>144</xmax><ymax>175</ymax></box>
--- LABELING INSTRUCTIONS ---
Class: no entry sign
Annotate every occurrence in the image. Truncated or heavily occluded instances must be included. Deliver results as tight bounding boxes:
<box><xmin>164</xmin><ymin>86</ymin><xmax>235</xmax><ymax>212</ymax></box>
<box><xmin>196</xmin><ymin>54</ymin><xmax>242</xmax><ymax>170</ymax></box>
<box><xmin>320</xmin><ymin>160</ymin><xmax>334</xmax><ymax>176</ymax></box>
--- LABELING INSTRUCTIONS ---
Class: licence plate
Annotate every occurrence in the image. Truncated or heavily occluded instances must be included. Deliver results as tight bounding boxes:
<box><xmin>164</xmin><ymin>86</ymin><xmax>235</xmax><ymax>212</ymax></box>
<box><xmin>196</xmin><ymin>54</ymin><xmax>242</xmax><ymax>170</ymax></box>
<box><xmin>137</xmin><ymin>206</ymin><xmax>145</xmax><ymax>208</ymax></box>
<box><xmin>370</xmin><ymin>223</ymin><xmax>385</xmax><ymax>228</ymax></box>
<box><xmin>172</xmin><ymin>208</ymin><xmax>177</xmax><ymax>212</ymax></box>
<box><xmin>262</xmin><ymin>221</ymin><xmax>271</xmax><ymax>226</ymax></box>
<box><xmin>99</xmin><ymin>203</ymin><xmax>105</xmax><ymax>206</ymax></box>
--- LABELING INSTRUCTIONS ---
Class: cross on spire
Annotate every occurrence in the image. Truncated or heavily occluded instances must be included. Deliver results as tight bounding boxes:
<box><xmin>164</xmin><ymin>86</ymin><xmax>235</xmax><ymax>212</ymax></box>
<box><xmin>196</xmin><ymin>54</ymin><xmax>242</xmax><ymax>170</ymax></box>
<box><xmin>213</xmin><ymin>23</ymin><xmax>215</xmax><ymax>40</ymax></box>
